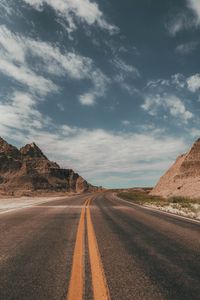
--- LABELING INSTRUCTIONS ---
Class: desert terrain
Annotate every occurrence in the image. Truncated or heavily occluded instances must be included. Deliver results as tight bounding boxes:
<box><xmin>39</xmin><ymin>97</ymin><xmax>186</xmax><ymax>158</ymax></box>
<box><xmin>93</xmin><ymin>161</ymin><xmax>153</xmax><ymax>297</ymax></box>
<box><xmin>1</xmin><ymin>138</ymin><xmax>200</xmax><ymax>300</ymax></box>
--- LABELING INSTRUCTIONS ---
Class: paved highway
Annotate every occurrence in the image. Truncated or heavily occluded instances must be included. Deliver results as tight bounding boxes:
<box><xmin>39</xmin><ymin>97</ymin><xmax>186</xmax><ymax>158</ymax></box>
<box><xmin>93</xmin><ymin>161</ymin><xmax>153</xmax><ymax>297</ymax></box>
<box><xmin>0</xmin><ymin>192</ymin><xmax>200</xmax><ymax>300</ymax></box>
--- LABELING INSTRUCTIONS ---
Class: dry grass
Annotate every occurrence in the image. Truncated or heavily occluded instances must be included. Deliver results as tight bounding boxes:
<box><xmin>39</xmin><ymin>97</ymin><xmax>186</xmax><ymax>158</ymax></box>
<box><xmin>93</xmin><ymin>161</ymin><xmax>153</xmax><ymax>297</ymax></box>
<box><xmin>117</xmin><ymin>190</ymin><xmax>166</xmax><ymax>205</ymax></box>
<box><xmin>117</xmin><ymin>190</ymin><xmax>200</xmax><ymax>209</ymax></box>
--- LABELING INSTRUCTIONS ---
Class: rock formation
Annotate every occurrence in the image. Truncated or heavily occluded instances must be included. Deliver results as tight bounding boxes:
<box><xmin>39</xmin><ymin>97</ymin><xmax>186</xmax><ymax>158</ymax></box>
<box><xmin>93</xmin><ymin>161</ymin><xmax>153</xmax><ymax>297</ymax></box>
<box><xmin>0</xmin><ymin>137</ymin><xmax>95</xmax><ymax>196</ymax></box>
<box><xmin>151</xmin><ymin>138</ymin><xmax>200</xmax><ymax>198</ymax></box>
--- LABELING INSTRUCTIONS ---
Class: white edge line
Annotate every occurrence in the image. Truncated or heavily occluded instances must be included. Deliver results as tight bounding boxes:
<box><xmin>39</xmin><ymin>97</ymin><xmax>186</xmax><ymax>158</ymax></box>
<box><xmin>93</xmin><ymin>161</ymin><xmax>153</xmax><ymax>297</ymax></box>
<box><xmin>112</xmin><ymin>193</ymin><xmax>200</xmax><ymax>225</ymax></box>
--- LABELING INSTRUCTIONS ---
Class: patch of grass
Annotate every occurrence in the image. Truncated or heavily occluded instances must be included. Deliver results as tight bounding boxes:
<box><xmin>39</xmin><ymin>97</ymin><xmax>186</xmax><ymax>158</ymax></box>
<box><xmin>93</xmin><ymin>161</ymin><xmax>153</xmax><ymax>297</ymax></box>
<box><xmin>169</xmin><ymin>196</ymin><xmax>200</xmax><ymax>209</ymax></box>
<box><xmin>117</xmin><ymin>190</ymin><xmax>165</xmax><ymax>206</ymax></box>
<box><xmin>117</xmin><ymin>191</ymin><xmax>200</xmax><ymax>209</ymax></box>
<box><xmin>169</xmin><ymin>197</ymin><xmax>192</xmax><ymax>209</ymax></box>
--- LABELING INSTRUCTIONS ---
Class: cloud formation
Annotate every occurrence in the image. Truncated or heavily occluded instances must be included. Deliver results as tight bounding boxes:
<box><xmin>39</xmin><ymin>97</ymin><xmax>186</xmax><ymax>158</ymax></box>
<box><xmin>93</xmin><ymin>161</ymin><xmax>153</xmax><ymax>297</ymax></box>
<box><xmin>187</xmin><ymin>74</ymin><xmax>200</xmax><ymax>92</ymax></box>
<box><xmin>22</xmin><ymin>0</ymin><xmax>119</xmax><ymax>35</ymax></box>
<box><xmin>187</xmin><ymin>0</ymin><xmax>200</xmax><ymax>23</ymax></box>
<box><xmin>175</xmin><ymin>41</ymin><xmax>199</xmax><ymax>55</ymax></box>
<box><xmin>0</xmin><ymin>91</ymin><xmax>49</xmax><ymax>133</ymax></box>
<box><xmin>0</xmin><ymin>26</ymin><xmax>59</xmax><ymax>96</ymax></box>
<box><xmin>142</xmin><ymin>94</ymin><xmax>193</xmax><ymax>123</ymax></box>
<box><xmin>166</xmin><ymin>0</ymin><xmax>200</xmax><ymax>35</ymax></box>
<box><xmin>0</xmin><ymin>25</ymin><xmax>108</xmax><ymax>103</ymax></box>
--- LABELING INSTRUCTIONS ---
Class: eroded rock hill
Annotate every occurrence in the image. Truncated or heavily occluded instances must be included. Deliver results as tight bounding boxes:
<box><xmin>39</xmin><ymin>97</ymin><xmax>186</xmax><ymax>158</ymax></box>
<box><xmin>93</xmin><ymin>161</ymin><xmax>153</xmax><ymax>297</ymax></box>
<box><xmin>151</xmin><ymin>138</ymin><xmax>200</xmax><ymax>198</ymax></box>
<box><xmin>0</xmin><ymin>137</ymin><xmax>95</xmax><ymax>196</ymax></box>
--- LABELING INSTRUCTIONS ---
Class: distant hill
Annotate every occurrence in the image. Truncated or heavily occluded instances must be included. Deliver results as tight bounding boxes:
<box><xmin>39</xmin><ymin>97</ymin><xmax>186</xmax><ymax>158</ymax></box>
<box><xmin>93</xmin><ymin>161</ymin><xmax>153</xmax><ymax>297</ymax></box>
<box><xmin>0</xmin><ymin>137</ymin><xmax>95</xmax><ymax>196</ymax></box>
<box><xmin>151</xmin><ymin>138</ymin><xmax>200</xmax><ymax>198</ymax></box>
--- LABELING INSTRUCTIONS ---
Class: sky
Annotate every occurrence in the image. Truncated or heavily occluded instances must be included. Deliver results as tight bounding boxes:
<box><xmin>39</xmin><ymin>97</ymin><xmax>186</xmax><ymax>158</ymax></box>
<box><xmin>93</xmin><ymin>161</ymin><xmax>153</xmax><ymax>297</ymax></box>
<box><xmin>0</xmin><ymin>0</ymin><xmax>200</xmax><ymax>188</ymax></box>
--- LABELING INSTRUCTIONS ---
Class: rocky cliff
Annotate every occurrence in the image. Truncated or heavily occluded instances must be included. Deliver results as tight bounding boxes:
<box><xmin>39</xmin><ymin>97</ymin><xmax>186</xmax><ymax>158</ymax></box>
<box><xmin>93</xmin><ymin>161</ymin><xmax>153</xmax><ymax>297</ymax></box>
<box><xmin>0</xmin><ymin>137</ymin><xmax>95</xmax><ymax>196</ymax></box>
<box><xmin>151</xmin><ymin>138</ymin><xmax>200</xmax><ymax>198</ymax></box>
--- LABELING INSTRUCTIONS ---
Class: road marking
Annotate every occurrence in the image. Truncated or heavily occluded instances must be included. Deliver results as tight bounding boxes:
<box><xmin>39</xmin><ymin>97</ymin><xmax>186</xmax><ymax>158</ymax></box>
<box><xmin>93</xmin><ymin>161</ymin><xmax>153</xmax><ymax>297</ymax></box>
<box><xmin>67</xmin><ymin>197</ymin><xmax>110</xmax><ymax>300</ymax></box>
<box><xmin>86</xmin><ymin>198</ymin><xmax>111</xmax><ymax>300</ymax></box>
<box><xmin>67</xmin><ymin>198</ymin><xmax>89</xmax><ymax>300</ymax></box>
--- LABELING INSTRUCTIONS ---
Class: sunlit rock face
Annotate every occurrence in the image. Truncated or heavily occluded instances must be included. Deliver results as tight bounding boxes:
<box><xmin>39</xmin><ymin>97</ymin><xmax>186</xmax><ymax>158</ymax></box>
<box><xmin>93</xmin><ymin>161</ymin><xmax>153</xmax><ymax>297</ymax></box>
<box><xmin>151</xmin><ymin>138</ymin><xmax>200</xmax><ymax>199</ymax></box>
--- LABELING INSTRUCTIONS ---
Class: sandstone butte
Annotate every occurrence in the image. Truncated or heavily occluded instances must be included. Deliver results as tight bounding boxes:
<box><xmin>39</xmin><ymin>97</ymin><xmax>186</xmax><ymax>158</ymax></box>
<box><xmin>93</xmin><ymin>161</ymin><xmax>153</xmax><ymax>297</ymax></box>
<box><xmin>151</xmin><ymin>138</ymin><xmax>200</xmax><ymax>199</ymax></box>
<box><xmin>0</xmin><ymin>137</ymin><xmax>95</xmax><ymax>196</ymax></box>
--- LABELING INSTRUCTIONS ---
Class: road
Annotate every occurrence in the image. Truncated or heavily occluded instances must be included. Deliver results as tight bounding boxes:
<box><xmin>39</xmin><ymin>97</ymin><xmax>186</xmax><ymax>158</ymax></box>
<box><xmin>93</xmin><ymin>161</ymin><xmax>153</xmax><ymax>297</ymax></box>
<box><xmin>0</xmin><ymin>192</ymin><xmax>200</xmax><ymax>300</ymax></box>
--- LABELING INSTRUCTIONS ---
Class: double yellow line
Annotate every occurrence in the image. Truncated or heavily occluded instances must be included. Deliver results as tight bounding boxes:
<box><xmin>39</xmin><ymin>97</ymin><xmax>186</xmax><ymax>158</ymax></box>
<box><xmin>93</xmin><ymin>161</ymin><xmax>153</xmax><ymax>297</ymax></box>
<box><xmin>67</xmin><ymin>198</ymin><xmax>110</xmax><ymax>300</ymax></box>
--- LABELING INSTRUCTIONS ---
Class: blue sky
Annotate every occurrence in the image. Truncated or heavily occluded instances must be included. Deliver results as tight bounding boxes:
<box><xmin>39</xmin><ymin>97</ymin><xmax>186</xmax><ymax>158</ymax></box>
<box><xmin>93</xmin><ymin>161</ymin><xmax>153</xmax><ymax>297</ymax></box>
<box><xmin>0</xmin><ymin>0</ymin><xmax>200</xmax><ymax>188</ymax></box>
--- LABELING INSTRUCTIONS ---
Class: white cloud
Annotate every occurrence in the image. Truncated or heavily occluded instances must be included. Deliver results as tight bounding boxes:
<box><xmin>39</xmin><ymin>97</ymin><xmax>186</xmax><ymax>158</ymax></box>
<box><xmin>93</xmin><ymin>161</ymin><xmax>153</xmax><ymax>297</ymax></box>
<box><xmin>146</xmin><ymin>72</ymin><xmax>200</xmax><ymax>93</ymax></box>
<box><xmin>0</xmin><ymin>25</ymin><xmax>59</xmax><ymax>95</ymax></box>
<box><xmin>187</xmin><ymin>0</ymin><xmax>200</xmax><ymax>22</ymax></box>
<box><xmin>0</xmin><ymin>25</ymin><xmax>108</xmax><ymax>103</ymax></box>
<box><xmin>30</xmin><ymin>39</ymin><xmax>109</xmax><ymax>104</ymax></box>
<box><xmin>28</xmin><ymin>40</ymin><xmax>94</xmax><ymax>79</ymax></box>
<box><xmin>166</xmin><ymin>96</ymin><xmax>193</xmax><ymax>121</ymax></box>
<box><xmin>22</xmin><ymin>0</ymin><xmax>119</xmax><ymax>34</ymax></box>
<box><xmin>0</xmin><ymin>0</ymin><xmax>22</xmax><ymax>19</ymax></box>
<box><xmin>171</xmin><ymin>73</ymin><xmax>186</xmax><ymax>88</ymax></box>
<box><xmin>29</xmin><ymin>39</ymin><xmax>109</xmax><ymax>102</ymax></box>
<box><xmin>190</xmin><ymin>127</ymin><xmax>200</xmax><ymax>138</ymax></box>
<box><xmin>0</xmin><ymin>25</ymin><xmax>26</xmax><ymax>62</ymax></box>
<box><xmin>166</xmin><ymin>13</ymin><xmax>190</xmax><ymax>36</ymax></box>
<box><xmin>142</xmin><ymin>94</ymin><xmax>193</xmax><ymax>123</ymax></box>
<box><xmin>0</xmin><ymin>91</ymin><xmax>49</xmax><ymax>130</ymax></box>
<box><xmin>147</xmin><ymin>77</ymin><xmax>177</xmax><ymax>90</ymax></box>
<box><xmin>175</xmin><ymin>41</ymin><xmax>198</xmax><ymax>55</ymax></box>
<box><xmin>112</xmin><ymin>58</ymin><xmax>140</xmax><ymax>77</ymax></box>
<box><xmin>79</xmin><ymin>93</ymin><xmax>95</xmax><ymax>106</ymax></box>
<box><xmin>112</xmin><ymin>57</ymin><xmax>140</xmax><ymax>95</ymax></box>
<box><xmin>45</xmin><ymin>130</ymin><xmax>186</xmax><ymax>177</ymax></box>
<box><xmin>121</xmin><ymin>120</ymin><xmax>131</xmax><ymax>126</ymax></box>
<box><xmin>187</xmin><ymin>74</ymin><xmax>200</xmax><ymax>92</ymax></box>
<box><xmin>79</xmin><ymin>69</ymin><xmax>108</xmax><ymax>105</ymax></box>
<box><xmin>166</xmin><ymin>0</ymin><xmax>200</xmax><ymax>36</ymax></box>
<box><xmin>57</xmin><ymin>103</ymin><xmax>64</xmax><ymax>111</ymax></box>
<box><xmin>0</xmin><ymin>59</ymin><xmax>59</xmax><ymax>96</ymax></box>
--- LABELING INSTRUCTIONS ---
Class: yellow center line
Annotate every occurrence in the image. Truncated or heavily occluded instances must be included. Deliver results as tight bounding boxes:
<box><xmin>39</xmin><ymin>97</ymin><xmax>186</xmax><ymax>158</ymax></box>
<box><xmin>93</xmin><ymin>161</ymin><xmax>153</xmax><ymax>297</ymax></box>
<box><xmin>86</xmin><ymin>198</ymin><xmax>111</xmax><ymax>300</ymax></box>
<box><xmin>67</xmin><ymin>198</ymin><xmax>89</xmax><ymax>300</ymax></box>
<box><xmin>67</xmin><ymin>197</ymin><xmax>110</xmax><ymax>300</ymax></box>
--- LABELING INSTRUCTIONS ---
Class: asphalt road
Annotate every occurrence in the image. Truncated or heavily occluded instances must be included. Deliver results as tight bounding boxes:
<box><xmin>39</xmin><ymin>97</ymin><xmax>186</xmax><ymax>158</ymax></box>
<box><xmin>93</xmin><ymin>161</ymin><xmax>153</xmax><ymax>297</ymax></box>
<box><xmin>0</xmin><ymin>192</ymin><xmax>200</xmax><ymax>300</ymax></box>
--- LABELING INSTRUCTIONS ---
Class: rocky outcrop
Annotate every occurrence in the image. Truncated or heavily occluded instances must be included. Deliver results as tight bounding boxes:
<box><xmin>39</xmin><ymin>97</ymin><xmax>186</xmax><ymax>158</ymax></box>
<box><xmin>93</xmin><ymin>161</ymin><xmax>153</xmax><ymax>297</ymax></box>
<box><xmin>0</xmin><ymin>137</ymin><xmax>95</xmax><ymax>196</ymax></box>
<box><xmin>151</xmin><ymin>138</ymin><xmax>200</xmax><ymax>198</ymax></box>
<box><xmin>20</xmin><ymin>142</ymin><xmax>48</xmax><ymax>159</ymax></box>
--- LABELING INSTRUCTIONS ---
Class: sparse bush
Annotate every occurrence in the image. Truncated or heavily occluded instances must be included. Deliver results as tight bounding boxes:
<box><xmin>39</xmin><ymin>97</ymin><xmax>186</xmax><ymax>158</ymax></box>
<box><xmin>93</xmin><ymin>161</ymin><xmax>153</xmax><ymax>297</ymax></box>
<box><xmin>117</xmin><ymin>190</ymin><xmax>165</xmax><ymax>205</ymax></box>
<box><xmin>117</xmin><ymin>190</ymin><xmax>200</xmax><ymax>219</ymax></box>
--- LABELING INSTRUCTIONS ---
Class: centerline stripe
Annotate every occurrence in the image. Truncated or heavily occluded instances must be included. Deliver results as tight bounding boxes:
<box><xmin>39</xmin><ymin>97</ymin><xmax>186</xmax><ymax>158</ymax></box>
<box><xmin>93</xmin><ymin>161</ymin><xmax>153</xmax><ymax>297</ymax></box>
<box><xmin>67</xmin><ymin>198</ymin><xmax>89</xmax><ymax>300</ymax></box>
<box><xmin>86</xmin><ymin>198</ymin><xmax>111</xmax><ymax>300</ymax></box>
<box><xmin>67</xmin><ymin>197</ymin><xmax>110</xmax><ymax>300</ymax></box>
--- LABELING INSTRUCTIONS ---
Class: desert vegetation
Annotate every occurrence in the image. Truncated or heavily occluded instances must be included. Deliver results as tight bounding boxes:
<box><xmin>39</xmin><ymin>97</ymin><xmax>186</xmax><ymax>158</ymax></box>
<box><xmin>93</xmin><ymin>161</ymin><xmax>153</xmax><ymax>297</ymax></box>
<box><xmin>117</xmin><ymin>189</ymin><xmax>200</xmax><ymax>220</ymax></box>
